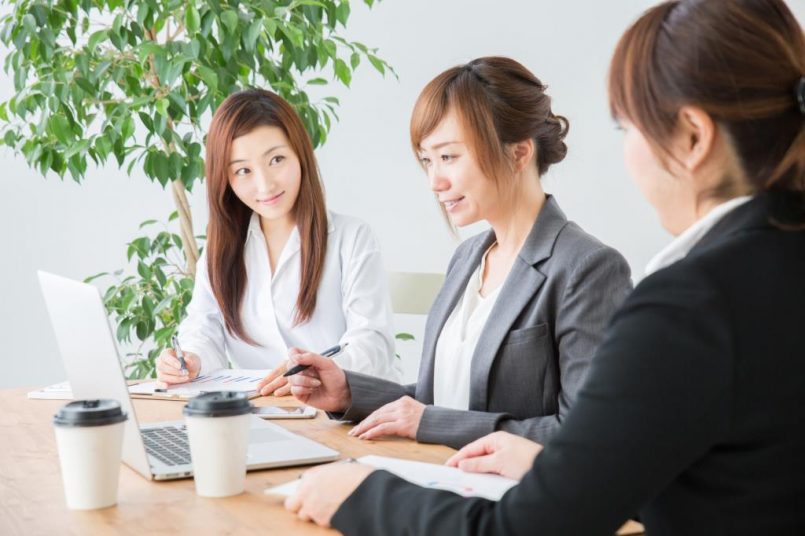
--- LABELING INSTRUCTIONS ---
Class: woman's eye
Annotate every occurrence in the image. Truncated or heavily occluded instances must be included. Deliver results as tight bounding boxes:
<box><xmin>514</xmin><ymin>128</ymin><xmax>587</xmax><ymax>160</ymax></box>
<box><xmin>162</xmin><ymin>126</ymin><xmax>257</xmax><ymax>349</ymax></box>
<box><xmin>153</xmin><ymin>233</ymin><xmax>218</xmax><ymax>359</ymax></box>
<box><xmin>441</xmin><ymin>154</ymin><xmax>456</xmax><ymax>162</ymax></box>
<box><xmin>419</xmin><ymin>156</ymin><xmax>431</xmax><ymax>166</ymax></box>
<box><xmin>234</xmin><ymin>167</ymin><xmax>250</xmax><ymax>176</ymax></box>
<box><xmin>269</xmin><ymin>155</ymin><xmax>285</xmax><ymax>166</ymax></box>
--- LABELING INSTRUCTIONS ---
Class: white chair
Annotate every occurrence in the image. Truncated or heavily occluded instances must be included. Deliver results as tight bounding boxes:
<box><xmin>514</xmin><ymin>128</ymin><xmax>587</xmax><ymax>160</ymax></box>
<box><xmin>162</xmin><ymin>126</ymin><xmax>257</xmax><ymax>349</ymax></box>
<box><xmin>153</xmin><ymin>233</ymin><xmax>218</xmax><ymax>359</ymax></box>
<box><xmin>387</xmin><ymin>272</ymin><xmax>445</xmax><ymax>315</ymax></box>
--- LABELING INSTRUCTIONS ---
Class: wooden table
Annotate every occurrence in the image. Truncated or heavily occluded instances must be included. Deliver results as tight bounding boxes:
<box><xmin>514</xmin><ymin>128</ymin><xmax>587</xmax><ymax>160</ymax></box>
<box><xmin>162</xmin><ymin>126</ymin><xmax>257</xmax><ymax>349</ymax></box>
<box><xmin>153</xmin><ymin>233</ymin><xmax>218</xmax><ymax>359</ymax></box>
<box><xmin>0</xmin><ymin>387</ymin><xmax>644</xmax><ymax>535</ymax></box>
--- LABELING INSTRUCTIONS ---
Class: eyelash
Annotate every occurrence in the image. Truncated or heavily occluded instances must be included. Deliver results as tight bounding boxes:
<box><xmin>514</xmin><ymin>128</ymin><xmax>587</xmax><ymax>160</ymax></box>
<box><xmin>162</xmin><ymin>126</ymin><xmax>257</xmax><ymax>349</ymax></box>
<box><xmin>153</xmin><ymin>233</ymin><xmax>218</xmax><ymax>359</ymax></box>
<box><xmin>419</xmin><ymin>154</ymin><xmax>457</xmax><ymax>166</ymax></box>
<box><xmin>232</xmin><ymin>155</ymin><xmax>285</xmax><ymax>176</ymax></box>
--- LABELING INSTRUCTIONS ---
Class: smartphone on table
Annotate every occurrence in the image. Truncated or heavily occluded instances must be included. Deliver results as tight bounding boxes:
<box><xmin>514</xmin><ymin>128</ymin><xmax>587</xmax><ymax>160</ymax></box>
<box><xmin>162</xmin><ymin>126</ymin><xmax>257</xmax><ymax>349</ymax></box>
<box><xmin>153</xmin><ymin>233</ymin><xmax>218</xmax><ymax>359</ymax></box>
<box><xmin>251</xmin><ymin>406</ymin><xmax>317</xmax><ymax>419</ymax></box>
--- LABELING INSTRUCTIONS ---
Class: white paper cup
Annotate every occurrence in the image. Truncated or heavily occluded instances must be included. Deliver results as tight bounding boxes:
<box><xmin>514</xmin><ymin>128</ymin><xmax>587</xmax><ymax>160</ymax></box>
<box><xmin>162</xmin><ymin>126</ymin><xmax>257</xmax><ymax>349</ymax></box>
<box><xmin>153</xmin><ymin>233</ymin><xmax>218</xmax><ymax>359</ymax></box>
<box><xmin>184</xmin><ymin>392</ymin><xmax>252</xmax><ymax>497</ymax></box>
<box><xmin>53</xmin><ymin>399</ymin><xmax>127</xmax><ymax>510</ymax></box>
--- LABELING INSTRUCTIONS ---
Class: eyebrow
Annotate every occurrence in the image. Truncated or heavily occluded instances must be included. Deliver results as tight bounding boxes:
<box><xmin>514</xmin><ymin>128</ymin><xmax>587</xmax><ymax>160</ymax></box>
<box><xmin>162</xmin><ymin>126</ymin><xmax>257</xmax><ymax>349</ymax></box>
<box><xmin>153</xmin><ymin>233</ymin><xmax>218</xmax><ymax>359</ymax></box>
<box><xmin>229</xmin><ymin>145</ymin><xmax>286</xmax><ymax>165</ymax></box>
<box><xmin>419</xmin><ymin>140</ymin><xmax>462</xmax><ymax>152</ymax></box>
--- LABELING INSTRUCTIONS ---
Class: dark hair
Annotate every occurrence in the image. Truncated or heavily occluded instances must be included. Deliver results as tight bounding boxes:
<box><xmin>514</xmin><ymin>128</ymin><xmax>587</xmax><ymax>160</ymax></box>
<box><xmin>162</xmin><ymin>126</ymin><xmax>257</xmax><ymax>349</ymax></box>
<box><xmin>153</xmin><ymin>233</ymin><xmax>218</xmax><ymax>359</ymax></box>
<box><xmin>205</xmin><ymin>89</ymin><xmax>328</xmax><ymax>342</ymax></box>
<box><xmin>410</xmin><ymin>56</ymin><xmax>569</xmax><ymax>187</ymax></box>
<box><xmin>608</xmin><ymin>0</ymin><xmax>804</xmax><ymax>199</ymax></box>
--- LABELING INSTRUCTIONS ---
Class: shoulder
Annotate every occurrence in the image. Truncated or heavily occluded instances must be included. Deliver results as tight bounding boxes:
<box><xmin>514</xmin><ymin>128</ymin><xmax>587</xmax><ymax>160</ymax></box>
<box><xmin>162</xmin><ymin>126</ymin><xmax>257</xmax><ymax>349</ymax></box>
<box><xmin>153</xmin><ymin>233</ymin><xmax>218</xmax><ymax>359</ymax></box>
<box><xmin>546</xmin><ymin>219</ymin><xmax>632</xmax><ymax>288</ymax></box>
<box><xmin>327</xmin><ymin>211</ymin><xmax>382</xmax><ymax>255</ymax></box>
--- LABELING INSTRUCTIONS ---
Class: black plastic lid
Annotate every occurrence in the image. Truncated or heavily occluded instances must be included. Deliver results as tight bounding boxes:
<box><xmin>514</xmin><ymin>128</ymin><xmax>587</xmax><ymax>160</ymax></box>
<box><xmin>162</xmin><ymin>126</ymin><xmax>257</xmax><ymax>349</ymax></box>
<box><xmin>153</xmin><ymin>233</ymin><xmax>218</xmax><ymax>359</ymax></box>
<box><xmin>183</xmin><ymin>391</ymin><xmax>253</xmax><ymax>418</ymax></box>
<box><xmin>53</xmin><ymin>399</ymin><xmax>128</xmax><ymax>427</ymax></box>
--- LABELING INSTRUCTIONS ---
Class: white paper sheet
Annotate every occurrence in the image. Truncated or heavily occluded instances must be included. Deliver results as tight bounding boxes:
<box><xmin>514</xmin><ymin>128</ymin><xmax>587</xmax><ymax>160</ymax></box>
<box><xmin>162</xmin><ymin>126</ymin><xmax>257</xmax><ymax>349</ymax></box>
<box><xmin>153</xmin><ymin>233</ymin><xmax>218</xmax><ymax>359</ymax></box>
<box><xmin>265</xmin><ymin>455</ymin><xmax>518</xmax><ymax>501</ymax></box>
<box><xmin>128</xmin><ymin>368</ymin><xmax>271</xmax><ymax>398</ymax></box>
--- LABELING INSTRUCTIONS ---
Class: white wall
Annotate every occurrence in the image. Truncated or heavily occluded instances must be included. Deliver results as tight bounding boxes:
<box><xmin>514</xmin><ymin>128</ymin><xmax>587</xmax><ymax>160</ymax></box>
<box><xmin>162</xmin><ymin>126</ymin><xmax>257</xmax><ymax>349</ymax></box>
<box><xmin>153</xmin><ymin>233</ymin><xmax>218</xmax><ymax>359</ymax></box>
<box><xmin>3</xmin><ymin>0</ymin><xmax>802</xmax><ymax>388</ymax></box>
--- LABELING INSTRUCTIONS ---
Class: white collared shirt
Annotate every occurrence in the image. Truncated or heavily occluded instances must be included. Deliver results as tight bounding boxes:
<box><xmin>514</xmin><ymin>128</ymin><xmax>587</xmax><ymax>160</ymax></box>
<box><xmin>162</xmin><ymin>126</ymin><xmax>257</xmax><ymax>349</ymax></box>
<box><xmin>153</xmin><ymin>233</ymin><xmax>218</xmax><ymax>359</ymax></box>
<box><xmin>433</xmin><ymin>246</ymin><xmax>502</xmax><ymax>410</ymax></box>
<box><xmin>178</xmin><ymin>211</ymin><xmax>401</xmax><ymax>381</ymax></box>
<box><xmin>645</xmin><ymin>196</ymin><xmax>753</xmax><ymax>276</ymax></box>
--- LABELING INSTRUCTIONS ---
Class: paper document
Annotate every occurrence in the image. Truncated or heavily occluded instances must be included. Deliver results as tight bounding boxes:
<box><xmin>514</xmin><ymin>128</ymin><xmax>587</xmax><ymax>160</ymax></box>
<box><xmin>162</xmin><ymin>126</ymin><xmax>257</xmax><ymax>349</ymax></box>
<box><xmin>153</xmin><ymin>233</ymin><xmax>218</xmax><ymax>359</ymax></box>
<box><xmin>30</xmin><ymin>369</ymin><xmax>272</xmax><ymax>401</ymax></box>
<box><xmin>27</xmin><ymin>381</ymin><xmax>73</xmax><ymax>400</ymax></box>
<box><xmin>265</xmin><ymin>455</ymin><xmax>518</xmax><ymax>501</ymax></box>
<box><xmin>128</xmin><ymin>368</ymin><xmax>271</xmax><ymax>398</ymax></box>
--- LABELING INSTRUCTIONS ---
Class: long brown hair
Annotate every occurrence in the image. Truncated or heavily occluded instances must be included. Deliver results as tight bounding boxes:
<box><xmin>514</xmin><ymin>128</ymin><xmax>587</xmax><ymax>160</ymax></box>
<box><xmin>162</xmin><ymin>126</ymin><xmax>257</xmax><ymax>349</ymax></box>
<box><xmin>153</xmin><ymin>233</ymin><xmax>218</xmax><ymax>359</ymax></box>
<box><xmin>409</xmin><ymin>56</ymin><xmax>569</xmax><ymax>218</ymax></box>
<box><xmin>608</xmin><ymin>0</ymin><xmax>804</xmax><ymax>200</ymax></box>
<box><xmin>205</xmin><ymin>89</ymin><xmax>328</xmax><ymax>343</ymax></box>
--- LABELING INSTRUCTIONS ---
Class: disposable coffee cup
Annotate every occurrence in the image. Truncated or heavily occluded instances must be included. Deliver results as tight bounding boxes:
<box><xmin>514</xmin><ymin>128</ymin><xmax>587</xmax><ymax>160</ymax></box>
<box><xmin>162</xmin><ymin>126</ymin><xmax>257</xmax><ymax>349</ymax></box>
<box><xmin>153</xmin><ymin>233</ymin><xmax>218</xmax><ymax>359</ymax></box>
<box><xmin>53</xmin><ymin>399</ymin><xmax>128</xmax><ymax>510</ymax></box>
<box><xmin>183</xmin><ymin>391</ymin><xmax>252</xmax><ymax>497</ymax></box>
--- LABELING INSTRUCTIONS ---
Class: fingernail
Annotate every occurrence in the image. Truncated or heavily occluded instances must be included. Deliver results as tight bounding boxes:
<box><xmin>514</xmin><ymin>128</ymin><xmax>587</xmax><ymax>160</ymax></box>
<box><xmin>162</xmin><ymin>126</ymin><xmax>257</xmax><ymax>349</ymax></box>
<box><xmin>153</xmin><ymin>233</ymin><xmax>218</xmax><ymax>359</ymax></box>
<box><xmin>312</xmin><ymin>379</ymin><xmax>321</xmax><ymax>387</ymax></box>
<box><xmin>348</xmin><ymin>428</ymin><xmax>355</xmax><ymax>436</ymax></box>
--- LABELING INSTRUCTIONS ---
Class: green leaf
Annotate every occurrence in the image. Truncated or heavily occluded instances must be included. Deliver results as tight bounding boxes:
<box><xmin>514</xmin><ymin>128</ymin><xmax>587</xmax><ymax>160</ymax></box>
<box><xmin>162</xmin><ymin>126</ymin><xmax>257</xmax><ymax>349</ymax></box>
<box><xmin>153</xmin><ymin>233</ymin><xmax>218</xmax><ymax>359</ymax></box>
<box><xmin>22</xmin><ymin>14</ymin><xmax>37</xmax><ymax>34</ymax></box>
<box><xmin>307</xmin><ymin>77</ymin><xmax>327</xmax><ymax>85</ymax></box>
<box><xmin>395</xmin><ymin>332</ymin><xmax>415</xmax><ymax>341</ymax></box>
<box><xmin>334</xmin><ymin>58</ymin><xmax>351</xmax><ymax>86</ymax></box>
<box><xmin>185</xmin><ymin>5</ymin><xmax>200</xmax><ymax>33</ymax></box>
<box><xmin>139</xmin><ymin>219</ymin><xmax>157</xmax><ymax>229</ymax></box>
<box><xmin>195</xmin><ymin>65</ymin><xmax>218</xmax><ymax>91</ymax></box>
<box><xmin>336</xmin><ymin>2</ymin><xmax>350</xmax><ymax>26</ymax></box>
<box><xmin>155</xmin><ymin>98</ymin><xmax>169</xmax><ymax>117</ymax></box>
<box><xmin>244</xmin><ymin>20</ymin><xmax>261</xmax><ymax>51</ymax></box>
<box><xmin>368</xmin><ymin>54</ymin><xmax>385</xmax><ymax>75</ymax></box>
<box><xmin>88</xmin><ymin>30</ymin><xmax>109</xmax><ymax>51</ymax></box>
<box><xmin>49</xmin><ymin>115</ymin><xmax>71</xmax><ymax>144</ymax></box>
<box><xmin>350</xmin><ymin>52</ymin><xmax>360</xmax><ymax>70</ymax></box>
<box><xmin>220</xmin><ymin>10</ymin><xmax>238</xmax><ymax>35</ymax></box>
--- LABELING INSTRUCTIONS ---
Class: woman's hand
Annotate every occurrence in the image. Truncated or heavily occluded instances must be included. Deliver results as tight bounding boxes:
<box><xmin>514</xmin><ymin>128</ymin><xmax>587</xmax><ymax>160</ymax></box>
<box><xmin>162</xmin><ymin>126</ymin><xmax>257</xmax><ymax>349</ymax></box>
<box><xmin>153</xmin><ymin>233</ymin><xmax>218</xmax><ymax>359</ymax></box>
<box><xmin>347</xmin><ymin>396</ymin><xmax>425</xmax><ymax>440</ymax></box>
<box><xmin>284</xmin><ymin>462</ymin><xmax>375</xmax><ymax>527</ymax></box>
<box><xmin>285</xmin><ymin>348</ymin><xmax>351</xmax><ymax>412</ymax></box>
<box><xmin>256</xmin><ymin>360</ymin><xmax>292</xmax><ymax>397</ymax></box>
<box><xmin>446</xmin><ymin>431</ymin><xmax>543</xmax><ymax>480</ymax></box>
<box><xmin>155</xmin><ymin>349</ymin><xmax>200</xmax><ymax>388</ymax></box>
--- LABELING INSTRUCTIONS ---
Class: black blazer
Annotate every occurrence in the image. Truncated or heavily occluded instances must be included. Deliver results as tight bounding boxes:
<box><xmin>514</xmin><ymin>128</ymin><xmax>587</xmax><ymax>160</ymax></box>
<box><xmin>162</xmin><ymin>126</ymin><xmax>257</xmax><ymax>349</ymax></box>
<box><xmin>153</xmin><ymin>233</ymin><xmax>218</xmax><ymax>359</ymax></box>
<box><xmin>331</xmin><ymin>193</ymin><xmax>805</xmax><ymax>536</ymax></box>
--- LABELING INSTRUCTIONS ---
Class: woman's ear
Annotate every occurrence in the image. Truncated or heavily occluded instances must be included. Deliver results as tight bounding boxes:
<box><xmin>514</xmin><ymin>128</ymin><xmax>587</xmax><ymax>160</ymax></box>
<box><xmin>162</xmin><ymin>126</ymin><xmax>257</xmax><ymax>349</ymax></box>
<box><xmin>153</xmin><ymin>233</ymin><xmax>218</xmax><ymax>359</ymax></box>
<box><xmin>676</xmin><ymin>106</ymin><xmax>716</xmax><ymax>173</ymax></box>
<box><xmin>510</xmin><ymin>138</ymin><xmax>536</xmax><ymax>173</ymax></box>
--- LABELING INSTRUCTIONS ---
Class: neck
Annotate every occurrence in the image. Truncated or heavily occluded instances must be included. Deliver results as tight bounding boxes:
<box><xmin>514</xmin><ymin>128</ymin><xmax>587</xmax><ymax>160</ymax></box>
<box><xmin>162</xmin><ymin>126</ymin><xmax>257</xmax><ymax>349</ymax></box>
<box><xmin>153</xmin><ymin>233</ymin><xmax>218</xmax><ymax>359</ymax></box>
<box><xmin>487</xmin><ymin>175</ymin><xmax>546</xmax><ymax>255</ymax></box>
<box><xmin>259</xmin><ymin>212</ymin><xmax>296</xmax><ymax>242</ymax></box>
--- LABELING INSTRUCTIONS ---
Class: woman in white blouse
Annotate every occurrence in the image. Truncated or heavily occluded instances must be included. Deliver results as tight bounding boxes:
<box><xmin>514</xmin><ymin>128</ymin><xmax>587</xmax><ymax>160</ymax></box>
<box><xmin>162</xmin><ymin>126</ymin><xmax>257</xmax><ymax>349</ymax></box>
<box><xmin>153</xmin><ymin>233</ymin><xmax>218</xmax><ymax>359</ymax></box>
<box><xmin>156</xmin><ymin>89</ymin><xmax>401</xmax><ymax>393</ymax></box>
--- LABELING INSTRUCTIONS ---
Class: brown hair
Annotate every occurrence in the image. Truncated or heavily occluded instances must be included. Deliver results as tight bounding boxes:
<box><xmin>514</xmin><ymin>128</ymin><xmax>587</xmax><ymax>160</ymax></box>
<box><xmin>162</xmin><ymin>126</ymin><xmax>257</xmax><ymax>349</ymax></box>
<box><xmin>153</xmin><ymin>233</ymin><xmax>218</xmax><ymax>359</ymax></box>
<box><xmin>608</xmin><ymin>0</ymin><xmax>805</xmax><ymax>199</ymax></box>
<box><xmin>410</xmin><ymin>56</ymin><xmax>569</xmax><ymax>192</ymax></box>
<box><xmin>205</xmin><ymin>89</ymin><xmax>328</xmax><ymax>343</ymax></box>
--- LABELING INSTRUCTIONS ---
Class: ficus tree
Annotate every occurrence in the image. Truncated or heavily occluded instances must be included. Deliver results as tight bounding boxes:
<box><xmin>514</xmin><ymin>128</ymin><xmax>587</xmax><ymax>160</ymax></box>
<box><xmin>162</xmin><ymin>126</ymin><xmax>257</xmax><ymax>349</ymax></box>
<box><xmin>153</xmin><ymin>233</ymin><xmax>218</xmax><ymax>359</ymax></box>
<box><xmin>0</xmin><ymin>0</ymin><xmax>396</xmax><ymax>377</ymax></box>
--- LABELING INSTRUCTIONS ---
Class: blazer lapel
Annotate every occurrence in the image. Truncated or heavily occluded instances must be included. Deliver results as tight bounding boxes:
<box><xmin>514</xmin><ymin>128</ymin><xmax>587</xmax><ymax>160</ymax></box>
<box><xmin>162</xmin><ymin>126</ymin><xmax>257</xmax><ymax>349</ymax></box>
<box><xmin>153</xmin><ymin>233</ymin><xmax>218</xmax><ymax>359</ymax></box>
<box><xmin>416</xmin><ymin>231</ymin><xmax>496</xmax><ymax>403</ymax></box>
<box><xmin>468</xmin><ymin>196</ymin><xmax>568</xmax><ymax>411</ymax></box>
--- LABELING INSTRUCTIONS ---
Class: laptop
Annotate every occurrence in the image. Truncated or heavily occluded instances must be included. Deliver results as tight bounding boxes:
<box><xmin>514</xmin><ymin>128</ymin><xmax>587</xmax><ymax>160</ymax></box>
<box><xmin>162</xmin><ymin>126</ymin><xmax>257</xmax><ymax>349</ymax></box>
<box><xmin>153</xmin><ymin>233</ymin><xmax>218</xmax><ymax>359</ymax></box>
<box><xmin>38</xmin><ymin>271</ymin><xmax>339</xmax><ymax>481</ymax></box>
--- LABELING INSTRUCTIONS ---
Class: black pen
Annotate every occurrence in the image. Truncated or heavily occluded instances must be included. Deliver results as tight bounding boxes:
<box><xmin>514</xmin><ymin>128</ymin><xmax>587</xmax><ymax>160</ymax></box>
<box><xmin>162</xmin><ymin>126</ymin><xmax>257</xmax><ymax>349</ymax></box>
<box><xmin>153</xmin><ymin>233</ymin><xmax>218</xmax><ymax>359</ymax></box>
<box><xmin>171</xmin><ymin>335</ymin><xmax>189</xmax><ymax>376</ymax></box>
<box><xmin>283</xmin><ymin>343</ymin><xmax>349</xmax><ymax>377</ymax></box>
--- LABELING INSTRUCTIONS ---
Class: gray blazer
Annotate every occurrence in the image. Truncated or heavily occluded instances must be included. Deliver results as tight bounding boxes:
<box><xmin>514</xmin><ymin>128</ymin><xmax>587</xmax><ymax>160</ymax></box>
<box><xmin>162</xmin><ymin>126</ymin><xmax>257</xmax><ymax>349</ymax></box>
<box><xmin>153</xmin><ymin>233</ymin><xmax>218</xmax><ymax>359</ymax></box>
<box><xmin>338</xmin><ymin>196</ymin><xmax>633</xmax><ymax>449</ymax></box>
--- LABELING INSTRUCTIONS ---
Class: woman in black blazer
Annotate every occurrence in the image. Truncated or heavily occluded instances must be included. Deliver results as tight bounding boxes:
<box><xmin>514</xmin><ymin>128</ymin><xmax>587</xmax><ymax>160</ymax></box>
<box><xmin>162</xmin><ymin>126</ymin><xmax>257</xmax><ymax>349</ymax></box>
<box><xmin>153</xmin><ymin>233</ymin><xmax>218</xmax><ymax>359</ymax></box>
<box><xmin>283</xmin><ymin>0</ymin><xmax>805</xmax><ymax>534</ymax></box>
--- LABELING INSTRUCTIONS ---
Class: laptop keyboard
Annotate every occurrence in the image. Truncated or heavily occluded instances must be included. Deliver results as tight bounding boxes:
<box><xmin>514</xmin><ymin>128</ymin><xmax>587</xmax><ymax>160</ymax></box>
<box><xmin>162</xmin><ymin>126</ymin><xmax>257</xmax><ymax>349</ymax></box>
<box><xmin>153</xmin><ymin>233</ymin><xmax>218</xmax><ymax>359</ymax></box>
<box><xmin>141</xmin><ymin>425</ymin><xmax>191</xmax><ymax>467</ymax></box>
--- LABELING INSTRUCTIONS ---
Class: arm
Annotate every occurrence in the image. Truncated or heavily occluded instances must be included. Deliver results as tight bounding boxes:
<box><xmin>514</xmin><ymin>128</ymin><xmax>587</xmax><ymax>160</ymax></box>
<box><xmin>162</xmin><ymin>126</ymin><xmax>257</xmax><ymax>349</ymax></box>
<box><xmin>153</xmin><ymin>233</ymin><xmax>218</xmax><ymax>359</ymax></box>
<box><xmin>332</xmin><ymin>223</ymin><xmax>401</xmax><ymax>382</ymax></box>
<box><xmin>330</xmin><ymin>370</ymin><xmax>416</xmax><ymax>422</ymax></box>
<box><xmin>177</xmin><ymin>252</ymin><xmax>229</xmax><ymax>374</ymax></box>
<box><xmin>333</xmin><ymin>263</ymin><xmax>733</xmax><ymax>535</ymax></box>
<box><xmin>417</xmin><ymin>246</ymin><xmax>633</xmax><ymax>449</ymax></box>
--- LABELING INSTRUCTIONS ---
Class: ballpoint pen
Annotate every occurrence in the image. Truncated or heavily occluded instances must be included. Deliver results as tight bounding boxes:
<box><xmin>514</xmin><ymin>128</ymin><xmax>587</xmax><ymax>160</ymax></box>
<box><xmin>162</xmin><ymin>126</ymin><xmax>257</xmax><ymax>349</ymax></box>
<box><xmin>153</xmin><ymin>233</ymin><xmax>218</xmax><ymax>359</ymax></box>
<box><xmin>171</xmin><ymin>335</ymin><xmax>189</xmax><ymax>376</ymax></box>
<box><xmin>283</xmin><ymin>342</ymin><xmax>350</xmax><ymax>377</ymax></box>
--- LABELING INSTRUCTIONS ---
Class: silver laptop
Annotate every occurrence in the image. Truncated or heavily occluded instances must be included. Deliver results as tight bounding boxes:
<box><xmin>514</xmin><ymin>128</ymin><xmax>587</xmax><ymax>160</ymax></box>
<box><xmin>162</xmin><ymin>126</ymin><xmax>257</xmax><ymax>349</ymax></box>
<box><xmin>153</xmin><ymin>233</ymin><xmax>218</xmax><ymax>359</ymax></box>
<box><xmin>38</xmin><ymin>271</ymin><xmax>339</xmax><ymax>481</ymax></box>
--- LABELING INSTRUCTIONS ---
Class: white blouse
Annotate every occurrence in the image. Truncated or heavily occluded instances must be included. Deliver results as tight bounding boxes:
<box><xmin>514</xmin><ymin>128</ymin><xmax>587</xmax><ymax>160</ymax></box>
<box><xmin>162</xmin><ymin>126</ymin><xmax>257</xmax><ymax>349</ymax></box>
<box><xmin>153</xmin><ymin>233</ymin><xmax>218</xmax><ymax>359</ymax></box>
<box><xmin>178</xmin><ymin>211</ymin><xmax>401</xmax><ymax>382</ymax></box>
<box><xmin>433</xmin><ymin>247</ymin><xmax>502</xmax><ymax>410</ymax></box>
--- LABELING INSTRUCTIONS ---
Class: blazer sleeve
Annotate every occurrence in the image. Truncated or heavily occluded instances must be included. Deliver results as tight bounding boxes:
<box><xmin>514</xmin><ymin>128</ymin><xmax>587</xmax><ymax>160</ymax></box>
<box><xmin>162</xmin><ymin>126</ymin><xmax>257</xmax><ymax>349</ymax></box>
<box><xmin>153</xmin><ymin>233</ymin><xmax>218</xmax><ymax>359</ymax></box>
<box><xmin>331</xmin><ymin>262</ymin><xmax>733</xmax><ymax>536</ymax></box>
<box><xmin>416</xmin><ymin>246</ymin><xmax>633</xmax><ymax>449</ymax></box>
<box><xmin>332</xmin><ymin>221</ymin><xmax>402</xmax><ymax>382</ymax></box>
<box><xmin>328</xmin><ymin>370</ymin><xmax>417</xmax><ymax>422</ymax></box>
<box><xmin>177</xmin><ymin>251</ymin><xmax>229</xmax><ymax>374</ymax></box>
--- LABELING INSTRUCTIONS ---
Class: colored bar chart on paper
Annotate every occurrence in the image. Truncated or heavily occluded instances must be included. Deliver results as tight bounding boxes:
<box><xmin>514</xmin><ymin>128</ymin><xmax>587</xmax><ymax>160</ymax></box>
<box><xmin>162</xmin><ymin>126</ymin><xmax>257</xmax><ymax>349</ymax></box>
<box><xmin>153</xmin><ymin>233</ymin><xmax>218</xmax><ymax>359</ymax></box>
<box><xmin>129</xmin><ymin>368</ymin><xmax>271</xmax><ymax>399</ymax></box>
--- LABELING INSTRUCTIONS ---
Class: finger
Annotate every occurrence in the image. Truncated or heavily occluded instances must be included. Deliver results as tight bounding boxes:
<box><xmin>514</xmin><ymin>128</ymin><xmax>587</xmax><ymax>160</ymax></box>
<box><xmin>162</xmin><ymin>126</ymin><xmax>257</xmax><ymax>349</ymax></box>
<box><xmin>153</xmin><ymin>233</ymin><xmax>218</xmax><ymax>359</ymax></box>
<box><xmin>159</xmin><ymin>354</ymin><xmax>182</xmax><ymax>371</ymax></box>
<box><xmin>290</xmin><ymin>385</ymin><xmax>316</xmax><ymax>398</ymax></box>
<box><xmin>284</xmin><ymin>493</ymin><xmax>302</xmax><ymax>513</ymax></box>
<box><xmin>348</xmin><ymin>407</ymin><xmax>394</xmax><ymax>436</ymax></box>
<box><xmin>257</xmin><ymin>363</ymin><xmax>288</xmax><ymax>390</ymax></box>
<box><xmin>457</xmin><ymin>453</ymin><xmax>500</xmax><ymax>475</ymax></box>
<box><xmin>273</xmin><ymin>383</ymin><xmax>292</xmax><ymax>397</ymax></box>
<box><xmin>445</xmin><ymin>437</ymin><xmax>496</xmax><ymax>467</ymax></box>
<box><xmin>260</xmin><ymin>376</ymin><xmax>288</xmax><ymax>396</ymax></box>
<box><xmin>358</xmin><ymin>421</ymin><xmax>400</xmax><ymax>441</ymax></box>
<box><xmin>287</xmin><ymin>352</ymin><xmax>333</xmax><ymax>372</ymax></box>
<box><xmin>156</xmin><ymin>372</ymin><xmax>191</xmax><ymax>386</ymax></box>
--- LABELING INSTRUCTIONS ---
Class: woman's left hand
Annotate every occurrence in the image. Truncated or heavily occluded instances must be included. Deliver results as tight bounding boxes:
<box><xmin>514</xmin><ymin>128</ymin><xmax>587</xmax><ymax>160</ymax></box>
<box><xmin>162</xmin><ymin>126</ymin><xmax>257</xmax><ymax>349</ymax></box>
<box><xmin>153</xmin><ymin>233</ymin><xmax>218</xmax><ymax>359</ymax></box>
<box><xmin>284</xmin><ymin>462</ymin><xmax>375</xmax><ymax>527</ymax></box>
<box><xmin>256</xmin><ymin>360</ymin><xmax>291</xmax><ymax>397</ymax></box>
<box><xmin>347</xmin><ymin>396</ymin><xmax>426</xmax><ymax>440</ymax></box>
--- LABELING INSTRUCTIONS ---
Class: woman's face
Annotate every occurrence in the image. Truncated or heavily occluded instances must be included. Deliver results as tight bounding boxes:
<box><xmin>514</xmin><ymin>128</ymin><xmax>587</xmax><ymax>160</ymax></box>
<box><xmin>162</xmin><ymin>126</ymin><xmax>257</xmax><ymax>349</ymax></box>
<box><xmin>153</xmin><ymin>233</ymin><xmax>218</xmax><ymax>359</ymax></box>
<box><xmin>621</xmin><ymin>121</ymin><xmax>691</xmax><ymax>236</ymax></box>
<box><xmin>417</xmin><ymin>110</ymin><xmax>502</xmax><ymax>227</ymax></box>
<box><xmin>228</xmin><ymin>125</ymin><xmax>302</xmax><ymax>226</ymax></box>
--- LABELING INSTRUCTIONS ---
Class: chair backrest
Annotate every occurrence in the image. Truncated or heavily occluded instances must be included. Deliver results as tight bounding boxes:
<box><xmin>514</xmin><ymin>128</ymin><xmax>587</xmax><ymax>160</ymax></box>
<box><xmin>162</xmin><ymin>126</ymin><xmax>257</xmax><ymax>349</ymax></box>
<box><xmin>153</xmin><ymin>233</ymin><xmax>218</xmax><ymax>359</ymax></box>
<box><xmin>387</xmin><ymin>272</ymin><xmax>445</xmax><ymax>315</ymax></box>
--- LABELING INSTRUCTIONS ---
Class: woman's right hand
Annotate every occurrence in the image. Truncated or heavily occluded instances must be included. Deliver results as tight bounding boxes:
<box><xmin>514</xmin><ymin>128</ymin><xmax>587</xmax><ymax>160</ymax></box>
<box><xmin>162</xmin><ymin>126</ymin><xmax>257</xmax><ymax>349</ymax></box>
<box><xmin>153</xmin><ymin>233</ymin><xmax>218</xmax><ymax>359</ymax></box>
<box><xmin>156</xmin><ymin>349</ymin><xmax>201</xmax><ymax>388</ymax></box>
<box><xmin>285</xmin><ymin>347</ymin><xmax>351</xmax><ymax>412</ymax></box>
<box><xmin>445</xmin><ymin>431</ymin><xmax>543</xmax><ymax>481</ymax></box>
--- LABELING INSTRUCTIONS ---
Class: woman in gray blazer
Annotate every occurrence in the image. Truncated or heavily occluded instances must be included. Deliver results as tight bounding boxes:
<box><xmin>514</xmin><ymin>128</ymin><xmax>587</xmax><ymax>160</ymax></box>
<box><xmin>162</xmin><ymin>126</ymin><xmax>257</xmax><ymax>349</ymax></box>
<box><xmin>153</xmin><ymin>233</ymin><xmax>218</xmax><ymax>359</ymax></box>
<box><xmin>286</xmin><ymin>56</ymin><xmax>633</xmax><ymax>449</ymax></box>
